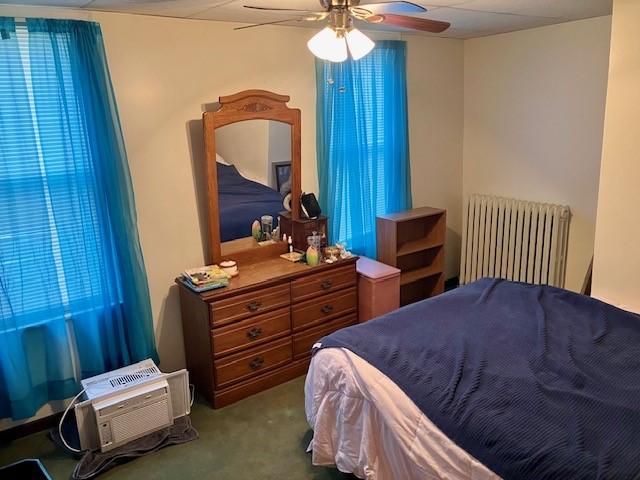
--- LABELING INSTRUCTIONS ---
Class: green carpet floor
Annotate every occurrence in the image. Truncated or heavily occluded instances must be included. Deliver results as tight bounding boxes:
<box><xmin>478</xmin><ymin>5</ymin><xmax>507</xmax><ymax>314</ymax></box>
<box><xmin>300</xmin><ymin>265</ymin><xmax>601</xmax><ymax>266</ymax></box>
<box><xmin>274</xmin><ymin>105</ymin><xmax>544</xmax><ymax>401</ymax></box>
<box><xmin>0</xmin><ymin>376</ymin><xmax>356</xmax><ymax>480</ymax></box>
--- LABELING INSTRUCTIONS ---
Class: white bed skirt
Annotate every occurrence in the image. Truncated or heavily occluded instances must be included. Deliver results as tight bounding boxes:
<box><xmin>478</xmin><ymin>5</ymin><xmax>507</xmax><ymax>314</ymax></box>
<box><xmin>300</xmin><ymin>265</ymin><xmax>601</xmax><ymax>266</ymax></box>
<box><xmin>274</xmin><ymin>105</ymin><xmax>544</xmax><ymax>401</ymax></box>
<box><xmin>305</xmin><ymin>348</ymin><xmax>500</xmax><ymax>480</ymax></box>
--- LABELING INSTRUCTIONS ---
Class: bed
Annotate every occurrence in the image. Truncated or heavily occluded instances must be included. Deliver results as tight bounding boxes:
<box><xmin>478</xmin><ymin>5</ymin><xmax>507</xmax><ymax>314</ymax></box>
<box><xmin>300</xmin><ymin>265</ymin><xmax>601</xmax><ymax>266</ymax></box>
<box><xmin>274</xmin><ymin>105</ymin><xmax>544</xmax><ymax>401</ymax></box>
<box><xmin>216</xmin><ymin>163</ymin><xmax>284</xmax><ymax>242</ymax></box>
<box><xmin>305</xmin><ymin>278</ymin><xmax>640</xmax><ymax>479</ymax></box>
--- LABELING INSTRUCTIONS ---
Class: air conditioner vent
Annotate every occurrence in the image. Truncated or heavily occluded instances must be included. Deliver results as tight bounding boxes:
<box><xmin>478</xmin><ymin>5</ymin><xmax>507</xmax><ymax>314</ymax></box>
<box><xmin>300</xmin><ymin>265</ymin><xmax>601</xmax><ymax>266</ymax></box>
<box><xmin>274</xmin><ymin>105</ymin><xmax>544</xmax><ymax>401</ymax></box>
<box><xmin>109</xmin><ymin>366</ymin><xmax>159</xmax><ymax>388</ymax></box>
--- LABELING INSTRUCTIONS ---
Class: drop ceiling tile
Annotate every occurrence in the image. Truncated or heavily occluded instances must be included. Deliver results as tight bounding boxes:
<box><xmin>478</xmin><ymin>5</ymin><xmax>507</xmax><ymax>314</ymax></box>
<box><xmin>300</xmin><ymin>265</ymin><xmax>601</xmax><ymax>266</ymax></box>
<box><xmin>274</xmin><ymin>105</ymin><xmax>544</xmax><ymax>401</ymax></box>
<box><xmin>0</xmin><ymin>0</ymin><xmax>89</xmax><ymax>7</ymax></box>
<box><xmin>414</xmin><ymin>6</ymin><xmax>562</xmax><ymax>36</ymax></box>
<box><xmin>420</xmin><ymin>0</ymin><xmax>473</xmax><ymax>6</ymax></box>
<box><xmin>458</xmin><ymin>0</ymin><xmax>612</xmax><ymax>19</ymax></box>
<box><xmin>191</xmin><ymin>0</ymin><xmax>330</xmax><ymax>22</ymax></box>
<box><xmin>85</xmin><ymin>0</ymin><xmax>234</xmax><ymax>18</ymax></box>
<box><xmin>0</xmin><ymin>0</ymin><xmax>614</xmax><ymax>38</ymax></box>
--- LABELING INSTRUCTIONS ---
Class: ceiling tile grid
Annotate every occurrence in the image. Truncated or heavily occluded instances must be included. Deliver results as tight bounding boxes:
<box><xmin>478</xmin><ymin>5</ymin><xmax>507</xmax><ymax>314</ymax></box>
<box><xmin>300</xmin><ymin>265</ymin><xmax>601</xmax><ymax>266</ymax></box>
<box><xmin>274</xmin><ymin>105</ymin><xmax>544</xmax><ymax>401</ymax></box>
<box><xmin>0</xmin><ymin>0</ymin><xmax>613</xmax><ymax>39</ymax></box>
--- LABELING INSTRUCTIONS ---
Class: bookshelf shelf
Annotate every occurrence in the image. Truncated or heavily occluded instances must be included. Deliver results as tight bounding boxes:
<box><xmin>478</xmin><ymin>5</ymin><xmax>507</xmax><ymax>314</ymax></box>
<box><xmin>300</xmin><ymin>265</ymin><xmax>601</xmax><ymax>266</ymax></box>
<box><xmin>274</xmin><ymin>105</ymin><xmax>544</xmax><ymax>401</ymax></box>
<box><xmin>396</xmin><ymin>238</ymin><xmax>444</xmax><ymax>257</ymax></box>
<box><xmin>400</xmin><ymin>264</ymin><xmax>442</xmax><ymax>286</ymax></box>
<box><xmin>377</xmin><ymin>207</ymin><xmax>446</xmax><ymax>306</ymax></box>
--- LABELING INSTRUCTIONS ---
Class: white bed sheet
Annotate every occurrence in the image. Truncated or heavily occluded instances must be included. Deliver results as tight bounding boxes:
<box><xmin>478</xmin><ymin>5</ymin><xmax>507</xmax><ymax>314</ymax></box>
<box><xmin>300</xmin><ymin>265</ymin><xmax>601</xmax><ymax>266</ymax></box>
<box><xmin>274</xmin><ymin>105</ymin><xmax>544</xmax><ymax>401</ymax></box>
<box><xmin>305</xmin><ymin>348</ymin><xmax>500</xmax><ymax>480</ymax></box>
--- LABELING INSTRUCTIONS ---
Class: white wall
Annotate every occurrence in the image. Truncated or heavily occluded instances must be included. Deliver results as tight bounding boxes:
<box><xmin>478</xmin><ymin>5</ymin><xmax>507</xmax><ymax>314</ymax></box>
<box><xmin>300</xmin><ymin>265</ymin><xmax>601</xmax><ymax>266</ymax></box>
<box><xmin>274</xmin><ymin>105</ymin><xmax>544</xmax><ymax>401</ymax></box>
<box><xmin>463</xmin><ymin>16</ymin><xmax>612</xmax><ymax>292</ymax></box>
<box><xmin>592</xmin><ymin>0</ymin><xmax>640</xmax><ymax>313</ymax></box>
<box><xmin>0</xmin><ymin>5</ymin><xmax>465</xmax><ymax>376</ymax></box>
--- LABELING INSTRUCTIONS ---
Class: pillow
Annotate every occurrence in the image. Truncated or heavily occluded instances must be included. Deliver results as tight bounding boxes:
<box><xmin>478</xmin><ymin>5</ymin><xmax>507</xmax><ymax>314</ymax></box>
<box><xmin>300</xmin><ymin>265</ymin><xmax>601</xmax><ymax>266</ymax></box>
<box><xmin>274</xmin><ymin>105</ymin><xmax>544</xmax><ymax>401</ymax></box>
<box><xmin>216</xmin><ymin>153</ymin><xmax>230</xmax><ymax>165</ymax></box>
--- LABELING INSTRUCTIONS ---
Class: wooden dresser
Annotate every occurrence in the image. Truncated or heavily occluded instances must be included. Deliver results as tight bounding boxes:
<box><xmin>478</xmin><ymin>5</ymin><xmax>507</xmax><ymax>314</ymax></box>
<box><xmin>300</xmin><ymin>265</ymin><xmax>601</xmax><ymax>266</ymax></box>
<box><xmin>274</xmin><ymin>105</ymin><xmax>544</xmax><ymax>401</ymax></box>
<box><xmin>177</xmin><ymin>256</ymin><xmax>358</xmax><ymax>408</ymax></box>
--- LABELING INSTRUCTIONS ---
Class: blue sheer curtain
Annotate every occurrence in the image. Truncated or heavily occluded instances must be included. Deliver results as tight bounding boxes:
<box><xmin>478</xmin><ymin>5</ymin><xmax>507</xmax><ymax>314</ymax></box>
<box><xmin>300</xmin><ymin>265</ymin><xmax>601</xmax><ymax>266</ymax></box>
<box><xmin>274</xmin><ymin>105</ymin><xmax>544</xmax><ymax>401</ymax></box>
<box><xmin>316</xmin><ymin>40</ymin><xmax>412</xmax><ymax>258</ymax></box>
<box><xmin>0</xmin><ymin>18</ymin><xmax>157</xmax><ymax>420</ymax></box>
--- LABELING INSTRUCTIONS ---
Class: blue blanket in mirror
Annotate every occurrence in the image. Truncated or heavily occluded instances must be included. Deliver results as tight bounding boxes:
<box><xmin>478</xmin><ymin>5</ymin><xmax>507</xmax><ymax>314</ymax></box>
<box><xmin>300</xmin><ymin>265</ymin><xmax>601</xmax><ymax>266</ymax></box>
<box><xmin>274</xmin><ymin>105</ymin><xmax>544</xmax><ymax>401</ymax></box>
<box><xmin>317</xmin><ymin>278</ymin><xmax>640</xmax><ymax>479</ymax></box>
<box><xmin>217</xmin><ymin>163</ymin><xmax>283</xmax><ymax>242</ymax></box>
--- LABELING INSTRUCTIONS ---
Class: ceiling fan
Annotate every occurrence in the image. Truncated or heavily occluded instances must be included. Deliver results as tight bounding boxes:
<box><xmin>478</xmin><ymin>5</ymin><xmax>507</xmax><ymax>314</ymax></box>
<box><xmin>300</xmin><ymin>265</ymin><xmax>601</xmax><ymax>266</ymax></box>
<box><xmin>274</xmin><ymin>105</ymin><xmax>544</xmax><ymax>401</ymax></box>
<box><xmin>236</xmin><ymin>1</ymin><xmax>451</xmax><ymax>62</ymax></box>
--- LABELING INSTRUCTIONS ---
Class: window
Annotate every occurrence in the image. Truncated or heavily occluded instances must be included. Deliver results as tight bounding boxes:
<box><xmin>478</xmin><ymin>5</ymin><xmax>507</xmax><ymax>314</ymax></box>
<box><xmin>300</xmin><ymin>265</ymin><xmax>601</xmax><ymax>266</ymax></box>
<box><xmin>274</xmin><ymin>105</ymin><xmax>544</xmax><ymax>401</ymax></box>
<box><xmin>315</xmin><ymin>41</ymin><xmax>412</xmax><ymax>258</ymax></box>
<box><xmin>0</xmin><ymin>18</ymin><xmax>156</xmax><ymax>420</ymax></box>
<box><xmin>1</xmin><ymin>25</ymin><xmax>114</xmax><ymax>329</ymax></box>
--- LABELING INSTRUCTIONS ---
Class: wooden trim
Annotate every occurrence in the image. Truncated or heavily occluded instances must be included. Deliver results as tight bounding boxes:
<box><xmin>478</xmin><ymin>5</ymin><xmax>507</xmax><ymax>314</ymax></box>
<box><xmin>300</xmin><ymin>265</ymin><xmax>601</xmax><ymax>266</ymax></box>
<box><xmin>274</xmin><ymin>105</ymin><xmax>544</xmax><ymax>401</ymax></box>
<box><xmin>202</xmin><ymin>90</ymin><xmax>303</xmax><ymax>264</ymax></box>
<box><xmin>219</xmin><ymin>90</ymin><xmax>290</xmax><ymax>105</ymax></box>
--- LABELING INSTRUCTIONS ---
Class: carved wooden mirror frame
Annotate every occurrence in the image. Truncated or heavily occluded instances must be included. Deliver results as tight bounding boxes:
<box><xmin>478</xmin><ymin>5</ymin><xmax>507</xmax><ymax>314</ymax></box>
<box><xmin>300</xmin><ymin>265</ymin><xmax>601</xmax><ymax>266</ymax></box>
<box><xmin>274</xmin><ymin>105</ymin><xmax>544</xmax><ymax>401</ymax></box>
<box><xmin>203</xmin><ymin>90</ymin><xmax>302</xmax><ymax>264</ymax></box>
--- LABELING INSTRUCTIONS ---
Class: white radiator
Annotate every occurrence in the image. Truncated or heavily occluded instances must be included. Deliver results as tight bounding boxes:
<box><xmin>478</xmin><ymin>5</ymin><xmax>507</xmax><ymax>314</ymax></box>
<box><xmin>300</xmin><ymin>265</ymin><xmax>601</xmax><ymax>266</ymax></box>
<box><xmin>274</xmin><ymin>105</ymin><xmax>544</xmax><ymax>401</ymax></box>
<box><xmin>460</xmin><ymin>194</ymin><xmax>571</xmax><ymax>287</ymax></box>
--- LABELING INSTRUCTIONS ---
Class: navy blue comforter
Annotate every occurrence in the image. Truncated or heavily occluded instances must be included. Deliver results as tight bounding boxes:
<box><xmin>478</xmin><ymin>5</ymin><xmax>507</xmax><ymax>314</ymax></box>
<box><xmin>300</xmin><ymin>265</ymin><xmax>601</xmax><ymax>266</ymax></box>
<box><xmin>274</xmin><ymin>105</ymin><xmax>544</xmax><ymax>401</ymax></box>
<box><xmin>217</xmin><ymin>163</ymin><xmax>283</xmax><ymax>242</ymax></box>
<box><xmin>317</xmin><ymin>279</ymin><xmax>640</xmax><ymax>479</ymax></box>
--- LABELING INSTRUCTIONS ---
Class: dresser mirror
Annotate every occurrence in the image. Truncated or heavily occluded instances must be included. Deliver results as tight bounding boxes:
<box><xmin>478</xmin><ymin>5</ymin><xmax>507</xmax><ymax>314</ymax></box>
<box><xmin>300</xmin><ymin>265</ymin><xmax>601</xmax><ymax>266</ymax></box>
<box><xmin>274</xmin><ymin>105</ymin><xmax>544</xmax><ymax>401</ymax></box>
<box><xmin>203</xmin><ymin>90</ymin><xmax>301</xmax><ymax>264</ymax></box>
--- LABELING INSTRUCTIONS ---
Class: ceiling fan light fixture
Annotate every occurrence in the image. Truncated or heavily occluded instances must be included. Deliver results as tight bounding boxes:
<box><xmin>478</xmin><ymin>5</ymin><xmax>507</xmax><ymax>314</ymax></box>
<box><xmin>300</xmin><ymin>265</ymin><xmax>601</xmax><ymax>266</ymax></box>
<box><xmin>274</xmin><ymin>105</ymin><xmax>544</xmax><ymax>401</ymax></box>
<box><xmin>307</xmin><ymin>27</ymin><xmax>348</xmax><ymax>63</ymax></box>
<box><xmin>345</xmin><ymin>28</ymin><xmax>375</xmax><ymax>60</ymax></box>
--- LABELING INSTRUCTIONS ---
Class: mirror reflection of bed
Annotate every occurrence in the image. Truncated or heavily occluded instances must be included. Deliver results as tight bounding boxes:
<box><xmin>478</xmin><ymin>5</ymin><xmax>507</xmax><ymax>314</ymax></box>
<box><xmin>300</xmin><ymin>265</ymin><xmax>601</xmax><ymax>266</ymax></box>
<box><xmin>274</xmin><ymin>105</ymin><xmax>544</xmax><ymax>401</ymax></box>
<box><xmin>215</xmin><ymin>120</ymin><xmax>291</xmax><ymax>246</ymax></box>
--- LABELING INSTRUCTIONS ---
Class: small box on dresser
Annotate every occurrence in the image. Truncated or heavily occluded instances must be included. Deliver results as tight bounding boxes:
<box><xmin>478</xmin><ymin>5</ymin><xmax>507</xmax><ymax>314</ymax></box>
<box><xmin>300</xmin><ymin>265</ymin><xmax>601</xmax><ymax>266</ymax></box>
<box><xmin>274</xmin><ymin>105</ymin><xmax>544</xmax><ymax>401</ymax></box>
<box><xmin>177</xmin><ymin>257</ymin><xmax>358</xmax><ymax>408</ymax></box>
<box><xmin>278</xmin><ymin>211</ymin><xmax>328</xmax><ymax>252</ymax></box>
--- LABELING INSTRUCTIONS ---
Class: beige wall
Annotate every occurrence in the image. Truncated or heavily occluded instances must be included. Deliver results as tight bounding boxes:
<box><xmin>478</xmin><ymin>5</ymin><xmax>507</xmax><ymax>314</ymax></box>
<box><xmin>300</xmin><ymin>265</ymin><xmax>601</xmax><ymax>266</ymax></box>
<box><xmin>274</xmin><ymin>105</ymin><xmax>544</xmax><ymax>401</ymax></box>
<box><xmin>216</xmin><ymin>120</ymin><xmax>270</xmax><ymax>185</ymax></box>
<box><xmin>408</xmin><ymin>36</ymin><xmax>464</xmax><ymax>279</ymax></box>
<box><xmin>0</xmin><ymin>5</ymin><xmax>464</xmax><ymax>375</ymax></box>
<box><xmin>463</xmin><ymin>16</ymin><xmax>612</xmax><ymax>292</ymax></box>
<box><xmin>592</xmin><ymin>0</ymin><xmax>640</xmax><ymax>313</ymax></box>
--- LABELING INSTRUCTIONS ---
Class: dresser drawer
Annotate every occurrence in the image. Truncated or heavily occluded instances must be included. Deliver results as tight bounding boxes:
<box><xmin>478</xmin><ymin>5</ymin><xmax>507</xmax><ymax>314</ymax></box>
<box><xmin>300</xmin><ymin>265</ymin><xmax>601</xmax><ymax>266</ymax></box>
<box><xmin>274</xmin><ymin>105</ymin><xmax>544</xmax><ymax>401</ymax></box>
<box><xmin>292</xmin><ymin>287</ymin><xmax>357</xmax><ymax>331</ymax></box>
<box><xmin>214</xmin><ymin>337</ymin><xmax>292</xmax><ymax>389</ymax></box>
<box><xmin>210</xmin><ymin>284</ymin><xmax>291</xmax><ymax>327</ymax></box>
<box><xmin>212</xmin><ymin>307</ymin><xmax>290</xmax><ymax>358</ymax></box>
<box><xmin>291</xmin><ymin>265</ymin><xmax>357</xmax><ymax>302</ymax></box>
<box><xmin>292</xmin><ymin>314</ymin><xmax>357</xmax><ymax>359</ymax></box>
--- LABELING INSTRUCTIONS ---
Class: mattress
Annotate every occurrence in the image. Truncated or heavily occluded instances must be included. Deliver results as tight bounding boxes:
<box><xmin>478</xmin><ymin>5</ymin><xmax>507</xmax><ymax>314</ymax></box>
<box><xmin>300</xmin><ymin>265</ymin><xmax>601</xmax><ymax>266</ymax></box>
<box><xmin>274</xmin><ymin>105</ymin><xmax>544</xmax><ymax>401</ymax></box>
<box><xmin>305</xmin><ymin>347</ymin><xmax>499</xmax><ymax>480</ymax></box>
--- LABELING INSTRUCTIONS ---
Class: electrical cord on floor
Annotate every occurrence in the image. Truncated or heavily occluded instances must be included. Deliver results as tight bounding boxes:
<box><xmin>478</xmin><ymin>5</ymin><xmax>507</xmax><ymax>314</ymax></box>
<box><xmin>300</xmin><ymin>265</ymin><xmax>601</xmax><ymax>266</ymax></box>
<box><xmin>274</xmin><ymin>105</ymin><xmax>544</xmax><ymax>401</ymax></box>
<box><xmin>59</xmin><ymin>382</ymin><xmax>193</xmax><ymax>454</ymax></box>
<box><xmin>58</xmin><ymin>388</ymin><xmax>86</xmax><ymax>454</ymax></box>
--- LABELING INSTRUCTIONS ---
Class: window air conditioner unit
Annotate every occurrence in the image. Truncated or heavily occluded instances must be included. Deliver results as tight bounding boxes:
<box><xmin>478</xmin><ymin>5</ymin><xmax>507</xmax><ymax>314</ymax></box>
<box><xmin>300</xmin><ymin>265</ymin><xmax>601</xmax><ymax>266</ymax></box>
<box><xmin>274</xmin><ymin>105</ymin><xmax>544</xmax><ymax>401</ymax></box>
<box><xmin>73</xmin><ymin>359</ymin><xmax>190</xmax><ymax>452</ymax></box>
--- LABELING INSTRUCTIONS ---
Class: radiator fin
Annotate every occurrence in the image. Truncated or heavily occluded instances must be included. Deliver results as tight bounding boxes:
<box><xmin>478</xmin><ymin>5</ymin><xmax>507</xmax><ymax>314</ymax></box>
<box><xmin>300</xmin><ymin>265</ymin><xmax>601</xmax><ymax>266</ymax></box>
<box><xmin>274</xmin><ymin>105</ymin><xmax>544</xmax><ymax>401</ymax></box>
<box><xmin>461</xmin><ymin>195</ymin><xmax>570</xmax><ymax>287</ymax></box>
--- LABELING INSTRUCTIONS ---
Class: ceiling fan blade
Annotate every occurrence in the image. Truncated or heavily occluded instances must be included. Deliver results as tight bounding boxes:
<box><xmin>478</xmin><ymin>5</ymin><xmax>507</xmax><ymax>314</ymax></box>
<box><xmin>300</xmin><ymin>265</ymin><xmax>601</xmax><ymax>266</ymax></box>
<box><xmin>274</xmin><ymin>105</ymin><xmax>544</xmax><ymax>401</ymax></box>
<box><xmin>377</xmin><ymin>13</ymin><xmax>450</xmax><ymax>33</ymax></box>
<box><xmin>234</xmin><ymin>18</ymin><xmax>303</xmax><ymax>30</ymax></box>
<box><xmin>355</xmin><ymin>1</ymin><xmax>426</xmax><ymax>15</ymax></box>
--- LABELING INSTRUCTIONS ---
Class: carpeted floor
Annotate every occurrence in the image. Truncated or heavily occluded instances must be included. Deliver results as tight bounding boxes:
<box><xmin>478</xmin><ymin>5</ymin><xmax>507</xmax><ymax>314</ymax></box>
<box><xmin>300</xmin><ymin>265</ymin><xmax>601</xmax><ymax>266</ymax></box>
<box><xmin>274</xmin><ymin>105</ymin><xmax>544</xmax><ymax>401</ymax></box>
<box><xmin>0</xmin><ymin>376</ymin><xmax>357</xmax><ymax>480</ymax></box>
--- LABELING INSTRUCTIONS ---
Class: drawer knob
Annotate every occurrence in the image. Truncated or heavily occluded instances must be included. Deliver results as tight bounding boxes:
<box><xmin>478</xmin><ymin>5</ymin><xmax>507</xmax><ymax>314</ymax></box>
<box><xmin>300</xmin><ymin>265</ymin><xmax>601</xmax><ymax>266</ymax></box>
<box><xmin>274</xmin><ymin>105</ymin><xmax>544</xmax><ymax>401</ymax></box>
<box><xmin>246</xmin><ymin>327</ymin><xmax>263</xmax><ymax>340</ymax></box>
<box><xmin>249</xmin><ymin>356</ymin><xmax>265</xmax><ymax>370</ymax></box>
<box><xmin>246</xmin><ymin>301</ymin><xmax>262</xmax><ymax>312</ymax></box>
<box><xmin>320</xmin><ymin>279</ymin><xmax>333</xmax><ymax>290</ymax></box>
<box><xmin>321</xmin><ymin>304</ymin><xmax>334</xmax><ymax>314</ymax></box>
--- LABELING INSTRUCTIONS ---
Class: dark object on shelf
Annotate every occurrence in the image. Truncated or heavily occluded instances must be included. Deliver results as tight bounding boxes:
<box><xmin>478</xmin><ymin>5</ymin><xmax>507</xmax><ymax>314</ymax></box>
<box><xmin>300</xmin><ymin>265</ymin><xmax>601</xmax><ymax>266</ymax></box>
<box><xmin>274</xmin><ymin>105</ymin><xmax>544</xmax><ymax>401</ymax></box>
<box><xmin>279</xmin><ymin>211</ymin><xmax>327</xmax><ymax>252</ymax></box>
<box><xmin>0</xmin><ymin>459</ymin><xmax>53</xmax><ymax>480</ymax></box>
<box><xmin>300</xmin><ymin>192</ymin><xmax>322</xmax><ymax>219</ymax></box>
<box><xmin>377</xmin><ymin>207</ymin><xmax>446</xmax><ymax>306</ymax></box>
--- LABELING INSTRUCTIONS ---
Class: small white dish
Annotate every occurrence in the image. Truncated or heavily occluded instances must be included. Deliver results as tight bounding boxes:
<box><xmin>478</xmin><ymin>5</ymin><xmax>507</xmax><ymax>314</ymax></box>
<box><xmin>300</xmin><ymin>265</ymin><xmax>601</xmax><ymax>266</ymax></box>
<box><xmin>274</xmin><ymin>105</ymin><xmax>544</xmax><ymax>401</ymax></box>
<box><xmin>220</xmin><ymin>260</ymin><xmax>239</xmax><ymax>277</ymax></box>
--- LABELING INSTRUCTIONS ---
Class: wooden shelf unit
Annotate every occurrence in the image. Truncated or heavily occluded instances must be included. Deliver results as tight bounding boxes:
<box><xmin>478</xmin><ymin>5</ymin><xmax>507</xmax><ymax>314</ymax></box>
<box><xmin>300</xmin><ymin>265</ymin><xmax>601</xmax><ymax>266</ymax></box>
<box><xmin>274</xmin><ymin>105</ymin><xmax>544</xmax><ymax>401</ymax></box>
<box><xmin>377</xmin><ymin>207</ymin><xmax>446</xmax><ymax>306</ymax></box>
